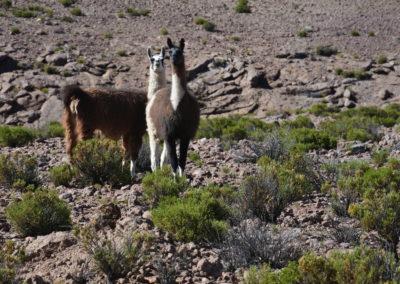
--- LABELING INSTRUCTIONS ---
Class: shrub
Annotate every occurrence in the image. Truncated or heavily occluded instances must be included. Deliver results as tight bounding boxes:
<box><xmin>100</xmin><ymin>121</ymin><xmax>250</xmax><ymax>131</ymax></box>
<box><xmin>39</xmin><ymin>120</ymin><xmax>64</xmax><ymax>138</ymax></box>
<box><xmin>316</xmin><ymin>45</ymin><xmax>338</xmax><ymax>56</ymax></box>
<box><xmin>0</xmin><ymin>152</ymin><xmax>39</xmax><ymax>190</ymax></box>
<box><xmin>349</xmin><ymin>190</ymin><xmax>400</xmax><ymax>256</ymax></box>
<box><xmin>372</xmin><ymin>149</ymin><xmax>389</xmax><ymax>166</ymax></box>
<box><xmin>221</xmin><ymin>222</ymin><xmax>302</xmax><ymax>271</ymax></box>
<box><xmin>5</xmin><ymin>188</ymin><xmax>71</xmax><ymax>237</ymax></box>
<box><xmin>202</xmin><ymin>21</ymin><xmax>215</xmax><ymax>31</ymax></box>
<box><xmin>281</xmin><ymin>116</ymin><xmax>314</xmax><ymax>129</ymax></box>
<box><xmin>49</xmin><ymin>164</ymin><xmax>75</xmax><ymax>186</ymax></box>
<box><xmin>244</xmin><ymin>247</ymin><xmax>400</xmax><ymax>284</ymax></box>
<box><xmin>59</xmin><ymin>0</ymin><xmax>76</xmax><ymax>7</ymax></box>
<box><xmin>194</xmin><ymin>17</ymin><xmax>205</xmax><ymax>25</ymax></box>
<box><xmin>288</xmin><ymin>127</ymin><xmax>337</xmax><ymax>151</ymax></box>
<box><xmin>152</xmin><ymin>187</ymin><xmax>230</xmax><ymax>242</ymax></box>
<box><xmin>377</xmin><ymin>55</ymin><xmax>388</xmax><ymax>64</ymax></box>
<box><xmin>125</xmin><ymin>7</ymin><xmax>149</xmax><ymax>16</ymax></box>
<box><xmin>26</xmin><ymin>4</ymin><xmax>53</xmax><ymax>17</ymax></box>
<box><xmin>10</xmin><ymin>27</ymin><xmax>20</xmax><ymax>34</ymax></box>
<box><xmin>75</xmin><ymin>225</ymin><xmax>148</xmax><ymax>282</ymax></box>
<box><xmin>197</xmin><ymin>115</ymin><xmax>274</xmax><ymax>142</ymax></box>
<box><xmin>368</xmin><ymin>31</ymin><xmax>375</xmax><ymax>36</ymax></box>
<box><xmin>350</xmin><ymin>29</ymin><xmax>360</xmax><ymax>36</ymax></box>
<box><xmin>43</xmin><ymin>64</ymin><xmax>59</xmax><ymax>74</ymax></box>
<box><xmin>70</xmin><ymin>7</ymin><xmax>83</xmax><ymax>16</ymax></box>
<box><xmin>12</xmin><ymin>8</ymin><xmax>35</xmax><ymax>17</ymax></box>
<box><xmin>297</xmin><ymin>30</ymin><xmax>308</xmax><ymax>37</ymax></box>
<box><xmin>308</xmin><ymin>103</ymin><xmax>339</xmax><ymax>116</ymax></box>
<box><xmin>141</xmin><ymin>166</ymin><xmax>189</xmax><ymax>207</ymax></box>
<box><xmin>102</xmin><ymin>33</ymin><xmax>112</xmax><ymax>39</ymax></box>
<box><xmin>116</xmin><ymin>50</ymin><xmax>127</xmax><ymax>56</ymax></box>
<box><xmin>60</xmin><ymin>15</ymin><xmax>73</xmax><ymax>22</ymax></box>
<box><xmin>235</xmin><ymin>0</ymin><xmax>251</xmax><ymax>13</ymax></box>
<box><xmin>71</xmin><ymin>139</ymin><xmax>131</xmax><ymax>186</ymax></box>
<box><xmin>0</xmin><ymin>126</ymin><xmax>36</xmax><ymax>147</ymax></box>
<box><xmin>160</xmin><ymin>28</ymin><xmax>168</xmax><ymax>35</ymax></box>
<box><xmin>0</xmin><ymin>0</ymin><xmax>11</xmax><ymax>9</ymax></box>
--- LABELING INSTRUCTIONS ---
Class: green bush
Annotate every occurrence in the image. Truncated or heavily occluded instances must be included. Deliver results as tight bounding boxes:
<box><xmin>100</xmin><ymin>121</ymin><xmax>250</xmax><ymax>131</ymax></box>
<box><xmin>141</xmin><ymin>166</ymin><xmax>189</xmax><ymax>207</ymax></box>
<box><xmin>0</xmin><ymin>152</ymin><xmax>39</xmax><ymax>190</ymax></box>
<box><xmin>12</xmin><ymin>8</ymin><xmax>35</xmax><ymax>17</ymax></box>
<box><xmin>159</xmin><ymin>28</ymin><xmax>168</xmax><ymax>35</ymax></box>
<box><xmin>10</xmin><ymin>27</ymin><xmax>20</xmax><ymax>34</ymax></box>
<box><xmin>297</xmin><ymin>30</ymin><xmax>308</xmax><ymax>37</ymax></box>
<box><xmin>350</xmin><ymin>190</ymin><xmax>400</xmax><ymax>256</ymax></box>
<box><xmin>308</xmin><ymin>103</ymin><xmax>340</xmax><ymax>116</ymax></box>
<box><xmin>0</xmin><ymin>240</ymin><xmax>26</xmax><ymax>284</ymax></box>
<box><xmin>125</xmin><ymin>7</ymin><xmax>149</xmax><ymax>16</ymax></box>
<box><xmin>71</xmin><ymin>139</ymin><xmax>131</xmax><ymax>186</ymax></box>
<box><xmin>39</xmin><ymin>120</ymin><xmax>64</xmax><ymax>138</ymax></box>
<box><xmin>197</xmin><ymin>115</ymin><xmax>274</xmax><ymax>142</ymax></box>
<box><xmin>60</xmin><ymin>15</ymin><xmax>73</xmax><ymax>22</ymax></box>
<box><xmin>241</xmin><ymin>153</ymin><xmax>321</xmax><ymax>222</ymax></box>
<box><xmin>116</xmin><ymin>50</ymin><xmax>127</xmax><ymax>56</ymax></box>
<box><xmin>5</xmin><ymin>188</ymin><xmax>71</xmax><ymax>237</ymax></box>
<box><xmin>0</xmin><ymin>0</ymin><xmax>12</xmax><ymax>9</ymax></box>
<box><xmin>59</xmin><ymin>0</ymin><xmax>76</xmax><ymax>7</ymax></box>
<box><xmin>244</xmin><ymin>247</ymin><xmax>400</xmax><ymax>284</ymax></box>
<box><xmin>235</xmin><ymin>0</ymin><xmax>251</xmax><ymax>13</ymax></box>
<box><xmin>288</xmin><ymin>127</ymin><xmax>337</xmax><ymax>151</ymax></box>
<box><xmin>194</xmin><ymin>17</ymin><xmax>215</xmax><ymax>31</ymax></box>
<box><xmin>70</xmin><ymin>7</ymin><xmax>83</xmax><ymax>16</ymax></box>
<box><xmin>316</xmin><ymin>45</ymin><xmax>338</xmax><ymax>56</ymax></box>
<box><xmin>350</xmin><ymin>29</ymin><xmax>360</xmax><ymax>36</ymax></box>
<box><xmin>0</xmin><ymin>126</ymin><xmax>36</xmax><ymax>147</ymax></box>
<box><xmin>377</xmin><ymin>55</ymin><xmax>388</xmax><ymax>64</ymax></box>
<box><xmin>43</xmin><ymin>64</ymin><xmax>59</xmax><ymax>74</ymax></box>
<box><xmin>371</xmin><ymin>149</ymin><xmax>389</xmax><ymax>166</ymax></box>
<box><xmin>280</xmin><ymin>116</ymin><xmax>314</xmax><ymax>129</ymax></box>
<box><xmin>194</xmin><ymin>17</ymin><xmax>205</xmax><ymax>25</ymax></box>
<box><xmin>75</xmin><ymin>225</ymin><xmax>148</xmax><ymax>282</ymax></box>
<box><xmin>26</xmin><ymin>4</ymin><xmax>53</xmax><ymax>17</ymax></box>
<box><xmin>49</xmin><ymin>164</ymin><xmax>75</xmax><ymax>186</ymax></box>
<box><xmin>152</xmin><ymin>186</ymin><xmax>230</xmax><ymax>242</ymax></box>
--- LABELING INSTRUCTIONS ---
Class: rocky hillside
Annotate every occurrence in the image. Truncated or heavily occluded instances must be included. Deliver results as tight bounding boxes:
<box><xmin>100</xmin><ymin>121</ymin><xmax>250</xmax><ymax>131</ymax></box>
<box><xmin>1</xmin><ymin>0</ymin><xmax>400</xmax><ymax>283</ymax></box>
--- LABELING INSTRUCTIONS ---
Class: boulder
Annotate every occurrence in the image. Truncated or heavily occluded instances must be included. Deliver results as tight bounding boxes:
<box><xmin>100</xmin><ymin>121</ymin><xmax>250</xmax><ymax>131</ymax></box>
<box><xmin>25</xmin><ymin>231</ymin><xmax>76</xmax><ymax>259</ymax></box>
<box><xmin>0</xmin><ymin>52</ymin><xmax>18</xmax><ymax>74</ymax></box>
<box><xmin>38</xmin><ymin>95</ymin><xmax>64</xmax><ymax>127</ymax></box>
<box><xmin>377</xmin><ymin>88</ymin><xmax>394</xmax><ymax>100</ymax></box>
<box><xmin>45</xmin><ymin>53</ymin><xmax>68</xmax><ymax>66</ymax></box>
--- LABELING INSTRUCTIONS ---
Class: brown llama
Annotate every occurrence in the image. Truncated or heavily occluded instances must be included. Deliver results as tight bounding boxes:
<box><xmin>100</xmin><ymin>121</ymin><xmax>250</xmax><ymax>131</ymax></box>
<box><xmin>62</xmin><ymin>48</ymin><xmax>167</xmax><ymax>178</ymax></box>
<box><xmin>146</xmin><ymin>38</ymin><xmax>200</xmax><ymax>176</ymax></box>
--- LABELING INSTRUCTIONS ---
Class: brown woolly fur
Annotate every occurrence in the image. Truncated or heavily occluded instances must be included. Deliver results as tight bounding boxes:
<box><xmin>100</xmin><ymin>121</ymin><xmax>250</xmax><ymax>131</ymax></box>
<box><xmin>61</xmin><ymin>85</ymin><xmax>147</xmax><ymax>169</ymax></box>
<box><xmin>147</xmin><ymin>38</ymin><xmax>200</xmax><ymax>175</ymax></box>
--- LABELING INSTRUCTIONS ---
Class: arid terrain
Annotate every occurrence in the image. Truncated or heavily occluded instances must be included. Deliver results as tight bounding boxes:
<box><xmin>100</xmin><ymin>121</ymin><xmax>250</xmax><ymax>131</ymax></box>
<box><xmin>1</xmin><ymin>0</ymin><xmax>400</xmax><ymax>283</ymax></box>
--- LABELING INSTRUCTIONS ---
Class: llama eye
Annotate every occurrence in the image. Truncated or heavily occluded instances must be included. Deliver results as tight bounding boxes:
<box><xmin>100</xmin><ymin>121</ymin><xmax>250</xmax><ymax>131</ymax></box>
<box><xmin>150</xmin><ymin>58</ymin><xmax>154</xmax><ymax>62</ymax></box>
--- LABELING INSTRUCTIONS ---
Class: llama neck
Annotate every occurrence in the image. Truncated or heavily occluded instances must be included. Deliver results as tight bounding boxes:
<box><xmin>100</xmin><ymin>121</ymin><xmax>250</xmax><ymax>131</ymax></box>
<box><xmin>147</xmin><ymin>69</ymin><xmax>166</xmax><ymax>100</ymax></box>
<box><xmin>170</xmin><ymin>63</ymin><xmax>187</xmax><ymax>111</ymax></box>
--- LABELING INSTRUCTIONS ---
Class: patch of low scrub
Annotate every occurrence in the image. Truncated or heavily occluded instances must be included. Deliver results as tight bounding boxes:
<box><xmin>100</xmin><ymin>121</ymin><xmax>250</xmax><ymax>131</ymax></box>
<box><xmin>0</xmin><ymin>240</ymin><xmax>25</xmax><ymax>284</ymax></box>
<box><xmin>70</xmin><ymin>7</ymin><xmax>83</xmax><ymax>16</ymax></box>
<box><xmin>142</xmin><ymin>166</ymin><xmax>189</xmax><ymax>207</ymax></box>
<box><xmin>151</xmin><ymin>186</ymin><xmax>230</xmax><ymax>242</ymax></box>
<box><xmin>5</xmin><ymin>188</ymin><xmax>72</xmax><ymax>237</ymax></box>
<box><xmin>49</xmin><ymin>164</ymin><xmax>75</xmax><ymax>186</ymax></box>
<box><xmin>194</xmin><ymin>17</ymin><xmax>215</xmax><ymax>31</ymax></box>
<box><xmin>288</xmin><ymin>127</ymin><xmax>337</xmax><ymax>151</ymax></box>
<box><xmin>316</xmin><ymin>45</ymin><xmax>338</xmax><ymax>57</ymax></box>
<box><xmin>125</xmin><ymin>7</ymin><xmax>149</xmax><ymax>16</ymax></box>
<box><xmin>0</xmin><ymin>152</ymin><xmax>39</xmax><ymax>190</ymax></box>
<box><xmin>0</xmin><ymin>0</ymin><xmax>12</xmax><ymax>9</ymax></box>
<box><xmin>243</xmin><ymin>247</ymin><xmax>400</xmax><ymax>284</ymax></box>
<box><xmin>71</xmin><ymin>139</ymin><xmax>131</xmax><ymax>186</ymax></box>
<box><xmin>308</xmin><ymin>103</ymin><xmax>340</xmax><ymax>116</ymax></box>
<box><xmin>235</xmin><ymin>0</ymin><xmax>251</xmax><ymax>13</ymax></box>
<box><xmin>0</xmin><ymin>126</ymin><xmax>36</xmax><ymax>147</ymax></box>
<box><xmin>59</xmin><ymin>0</ymin><xmax>76</xmax><ymax>7</ymax></box>
<box><xmin>75</xmin><ymin>225</ymin><xmax>149</xmax><ymax>283</ymax></box>
<box><xmin>38</xmin><ymin>120</ymin><xmax>64</xmax><ymax>138</ymax></box>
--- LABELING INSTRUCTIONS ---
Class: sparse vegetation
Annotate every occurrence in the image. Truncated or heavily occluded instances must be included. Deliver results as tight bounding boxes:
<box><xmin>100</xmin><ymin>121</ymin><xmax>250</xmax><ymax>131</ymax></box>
<box><xmin>371</xmin><ymin>149</ymin><xmax>389</xmax><ymax>166</ymax></box>
<box><xmin>0</xmin><ymin>0</ymin><xmax>12</xmax><ymax>9</ymax></box>
<box><xmin>71</xmin><ymin>139</ymin><xmax>131</xmax><ymax>186</ymax></box>
<box><xmin>116</xmin><ymin>50</ymin><xmax>127</xmax><ymax>56</ymax></box>
<box><xmin>0</xmin><ymin>152</ymin><xmax>39</xmax><ymax>190</ymax></box>
<box><xmin>160</xmin><ymin>28</ymin><xmax>168</xmax><ymax>35</ymax></box>
<box><xmin>103</xmin><ymin>33</ymin><xmax>112</xmax><ymax>39</ymax></box>
<box><xmin>59</xmin><ymin>0</ymin><xmax>76</xmax><ymax>7</ymax></box>
<box><xmin>38</xmin><ymin>120</ymin><xmax>64</xmax><ymax>138</ymax></box>
<box><xmin>308</xmin><ymin>103</ymin><xmax>340</xmax><ymax>116</ymax></box>
<box><xmin>5</xmin><ymin>188</ymin><xmax>72</xmax><ymax>237</ymax></box>
<box><xmin>368</xmin><ymin>31</ymin><xmax>375</xmax><ymax>36</ymax></box>
<box><xmin>43</xmin><ymin>64</ymin><xmax>59</xmax><ymax>74</ymax></box>
<box><xmin>116</xmin><ymin>12</ymin><xmax>124</xmax><ymax>18</ymax></box>
<box><xmin>60</xmin><ymin>15</ymin><xmax>74</xmax><ymax>22</ymax></box>
<box><xmin>298</xmin><ymin>29</ymin><xmax>308</xmax><ymax>37</ymax></box>
<box><xmin>125</xmin><ymin>7</ymin><xmax>149</xmax><ymax>16</ymax></box>
<box><xmin>316</xmin><ymin>45</ymin><xmax>338</xmax><ymax>57</ymax></box>
<box><xmin>350</xmin><ymin>29</ymin><xmax>360</xmax><ymax>36</ymax></box>
<box><xmin>10</xmin><ymin>26</ymin><xmax>19</xmax><ymax>34</ymax></box>
<box><xmin>49</xmin><ymin>164</ymin><xmax>75</xmax><ymax>186</ymax></box>
<box><xmin>235</xmin><ymin>0</ymin><xmax>251</xmax><ymax>13</ymax></box>
<box><xmin>70</xmin><ymin>7</ymin><xmax>83</xmax><ymax>16</ymax></box>
<box><xmin>377</xmin><ymin>55</ymin><xmax>388</xmax><ymax>64</ymax></box>
<box><xmin>194</xmin><ymin>17</ymin><xmax>215</xmax><ymax>32</ymax></box>
<box><xmin>11</xmin><ymin>8</ymin><xmax>35</xmax><ymax>18</ymax></box>
<box><xmin>0</xmin><ymin>126</ymin><xmax>35</xmax><ymax>147</ymax></box>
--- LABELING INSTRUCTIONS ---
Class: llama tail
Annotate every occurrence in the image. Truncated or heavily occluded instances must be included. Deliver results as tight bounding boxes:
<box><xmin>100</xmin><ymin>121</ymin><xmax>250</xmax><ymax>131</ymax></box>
<box><xmin>61</xmin><ymin>85</ymin><xmax>86</xmax><ymax>155</ymax></box>
<box><xmin>61</xmin><ymin>84</ymin><xmax>87</xmax><ymax>114</ymax></box>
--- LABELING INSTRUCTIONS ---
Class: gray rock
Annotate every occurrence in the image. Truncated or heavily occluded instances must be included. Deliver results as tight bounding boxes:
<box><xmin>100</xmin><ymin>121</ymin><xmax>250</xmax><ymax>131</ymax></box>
<box><xmin>343</xmin><ymin>88</ymin><xmax>357</xmax><ymax>101</ymax></box>
<box><xmin>244</xmin><ymin>66</ymin><xmax>269</xmax><ymax>88</ymax></box>
<box><xmin>38</xmin><ymin>96</ymin><xmax>64</xmax><ymax>127</ymax></box>
<box><xmin>344</xmin><ymin>98</ymin><xmax>356</xmax><ymax>108</ymax></box>
<box><xmin>377</xmin><ymin>88</ymin><xmax>394</xmax><ymax>100</ymax></box>
<box><xmin>196</xmin><ymin>257</ymin><xmax>223</xmax><ymax>278</ymax></box>
<box><xmin>25</xmin><ymin>231</ymin><xmax>76</xmax><ymax>259</ymax></box>
<box><xmin>45</xmin><ymin>53</ymin><xmax>68</xmax><ymax>66</ymax></box>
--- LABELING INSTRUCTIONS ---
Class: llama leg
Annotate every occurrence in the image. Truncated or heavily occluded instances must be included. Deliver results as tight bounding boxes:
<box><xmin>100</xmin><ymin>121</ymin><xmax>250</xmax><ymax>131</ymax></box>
<box><xmin>166</xmin><ymin>138</ymin><xmax>178</xmax><ymax>174</ymax></box>
<box><xmin>149</xmin><ymin>133</ymin><xmax>160</xmax><ymax>172</ymax></box>
<box><xmin>123</xmin><ymin>134</ymin><xmax>142</xmax><ymax>179</ymax></box>
<box><xmin>160</xmin><ymin>141</ymin><xmax>169</xmax><ymax>166</ymax></box>
<box><xmin>76</xmin><ymin>120</ymin><xmax>94</xmax><ymax>141</ymax></box>
<box><xmin>62</xmin><ymin>109</ymin><xmax>77</xmax><ymax>155</ymax></box>
<box><xmin>178</xmin><ymin>138</ymin><xmax>190</xmax><ymax>177</ymax></box>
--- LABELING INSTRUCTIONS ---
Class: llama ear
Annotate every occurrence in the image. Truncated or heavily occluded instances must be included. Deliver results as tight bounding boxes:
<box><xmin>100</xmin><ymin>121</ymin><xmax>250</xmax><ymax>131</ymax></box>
<box><xmin>161</xmin><ymin>47</ymin><xmax>166</xmax><ymax>58</ymax></box>
<box><xmin>179</xmin><ymin>38</ymin><xmax>185</xmax><ymax>51</ymax></box>
<box><xmin>147</xmin><ymin>48</ymin><xmax>153</xmax><ymax>60</ymax></box>
<box><xmin>167</xmin><ymin>38</ymin><xmax>173</xmax><ymax>48</ymax></box>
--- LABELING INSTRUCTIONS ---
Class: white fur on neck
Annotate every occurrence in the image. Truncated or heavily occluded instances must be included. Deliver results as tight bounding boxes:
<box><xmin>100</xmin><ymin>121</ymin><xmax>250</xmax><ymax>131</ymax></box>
<box><xmin>171</xmin><ymin>73</ymin><xmax>185</xmax><ymax>111</ymax></box>
<box><xmin>147</xmin><ymin>68</ymin><xmax>166</xmax><ymax>100</ymax></box>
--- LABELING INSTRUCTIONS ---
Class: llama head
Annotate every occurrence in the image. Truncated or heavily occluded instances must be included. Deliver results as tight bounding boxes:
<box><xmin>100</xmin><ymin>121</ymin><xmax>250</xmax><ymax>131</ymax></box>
<box><xmin>167</xmin><ymin>38</ymin><xmax>185</xmax><ymax>66</ymax></box>
<box><xmin>147</xmin><ymin>47</ymin><xmax>166</xmax><ymax>73</ymax></box>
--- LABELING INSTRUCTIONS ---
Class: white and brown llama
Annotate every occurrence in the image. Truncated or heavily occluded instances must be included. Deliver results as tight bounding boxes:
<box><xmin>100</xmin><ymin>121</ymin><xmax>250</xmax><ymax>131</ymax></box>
<box><xmin>146</xmin><ymin>38</ymin><xmax>200</xmax><ymax>176</ymax></box>
<box><xmin>62</xmin><ymin>48</ymin><xmax>167</xmax><ymax>178</ymax></box>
